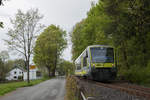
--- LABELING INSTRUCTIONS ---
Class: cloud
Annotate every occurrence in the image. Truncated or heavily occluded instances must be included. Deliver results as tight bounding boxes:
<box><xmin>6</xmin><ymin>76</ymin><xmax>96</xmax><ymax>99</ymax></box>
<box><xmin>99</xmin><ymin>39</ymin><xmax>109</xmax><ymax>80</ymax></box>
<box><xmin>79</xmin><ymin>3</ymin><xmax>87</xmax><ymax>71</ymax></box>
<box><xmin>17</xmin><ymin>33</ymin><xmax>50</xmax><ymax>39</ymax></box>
<box><xmin>0</xmin><ymin>0</ymin><xmax>98</xmax><ymax>61</ymax></box>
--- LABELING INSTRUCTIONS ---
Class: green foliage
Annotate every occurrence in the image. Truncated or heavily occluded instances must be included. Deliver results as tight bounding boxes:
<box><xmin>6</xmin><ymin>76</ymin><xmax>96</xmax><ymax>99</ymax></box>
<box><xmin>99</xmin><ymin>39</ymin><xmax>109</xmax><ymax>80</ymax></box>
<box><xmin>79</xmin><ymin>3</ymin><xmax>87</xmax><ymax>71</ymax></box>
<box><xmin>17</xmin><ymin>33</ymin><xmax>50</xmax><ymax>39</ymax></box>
<box><xmin>71</xmin><ymin>2</ymin><xmax>112</xmax><ymax>61</ymax></box>
<box><xmin>57</xmin><ymin>59</ymin><xmax>74</xmax><ymax>76</ymax></box>
<box><xmin>0</xmin><ymin>58</ymin><xmax>5</xmax><ymax>81</ymax></box>
<box><xmin>33</xmin><ymin>25</ymin><xmax>67</xmax><ymax>77</ymax></box>
<box><xmin>119</xmin><ymin>65</ymin><xmax>150</xmax><ymax>85</ymax></box>
<box><xmin>0</xmin><ymin>56</ymin><xmax>26</xmax><ymax>82</ymax></box>
<box><xmin>0</xmin><ymin>58</ymin><xmax>26</xmax><ymax>81</ymax></box>
<box><xmin>5</xmin><ymin>8</ymin><xmax>44</xmax><ymax>83</ymax></box>
<box><xmin>71</xmin><ymin>0</ymin><xmax>150</xmax><ymax>84</ymax></box>
<box><xmin>102</xmin><ymin>0</ymin><xmax>150</xmax><ymax>69</ymax></box>
<box><xmin>13</xmin><ymin>59</ymin><xmax>26</xmax><ymax>69</ymax></box>
<box><xmin>0</xmin><ymin>51</ymin><xmax>10</xmax><ymax>81</ymax></box>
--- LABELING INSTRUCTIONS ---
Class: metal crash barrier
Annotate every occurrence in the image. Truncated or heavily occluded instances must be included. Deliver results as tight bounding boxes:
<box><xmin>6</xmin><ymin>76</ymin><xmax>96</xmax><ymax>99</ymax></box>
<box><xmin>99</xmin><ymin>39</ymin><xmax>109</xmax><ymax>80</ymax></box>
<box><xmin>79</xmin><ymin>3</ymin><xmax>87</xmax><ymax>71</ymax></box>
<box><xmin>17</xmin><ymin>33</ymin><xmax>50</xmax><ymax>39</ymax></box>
<box><xmin>81</xmin><ymin>92</ymin><xmax>96</xmax><ymax>100</ymax></box>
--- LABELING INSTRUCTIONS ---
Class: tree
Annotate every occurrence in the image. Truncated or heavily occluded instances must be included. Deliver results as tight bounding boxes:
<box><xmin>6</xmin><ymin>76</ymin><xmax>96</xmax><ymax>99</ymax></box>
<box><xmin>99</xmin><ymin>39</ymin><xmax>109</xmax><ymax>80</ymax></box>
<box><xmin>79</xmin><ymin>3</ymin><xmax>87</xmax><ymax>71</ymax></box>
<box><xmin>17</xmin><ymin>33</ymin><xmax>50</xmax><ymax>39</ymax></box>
<box><xmin>0</xmin><ymin>50</ymin><xmax>9</xmax><ymax>62</ymax></box>
<box><xmin>5</xmin><ymin>9</ymin><xmax>44</xmax><ymax>83</ymax></box>
<box><xmin>57</xmin><ymin>59</ymin><xmax>74</xmax><ymax>76</ymax></box>
<box><xmin>3</xmin><ymin>59</ymin><xmax>26</xmax><ymax>75</ymax></box>
<box><xmin>33</xmin><ymin>25</ymin><xmax>67</xmax><ymax>77</ymax></box>
<box><xmin>71</xmin><ymin>0</ymin><xmax>150</xmax><ymax>83</ymax></box>
<box><xmin>14</xmin><ymin>59</ymin><xmax>26</xmax><ymax>69</ymax></box>
<box><xmin>0</xmin><ymin>58</ymin><xmax>5</xmax><ymax>81</ymax></box>
<box><xmin>71</xmin><ymin>2</ymin><xmax>112</xmax><ymax>61</ymax></box>
<box><xmin>0</xmin><ymin>51</ymin><xmax>9</xmax><ymax>81</ymax></box>
<box><xmin>100</xmin><ymin>0</ymin><xmax>150</xmax><ymax>68</ymax></box>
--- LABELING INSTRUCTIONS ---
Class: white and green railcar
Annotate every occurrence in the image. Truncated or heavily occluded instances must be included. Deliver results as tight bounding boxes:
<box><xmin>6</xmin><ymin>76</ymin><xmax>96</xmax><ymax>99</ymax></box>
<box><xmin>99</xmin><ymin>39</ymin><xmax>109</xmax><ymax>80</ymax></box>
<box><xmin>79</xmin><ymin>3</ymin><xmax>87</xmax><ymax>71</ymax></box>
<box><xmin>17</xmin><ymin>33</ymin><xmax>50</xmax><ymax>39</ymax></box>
<box><xmin>75</xmin><ymin>45</ymin><xmax>117</xmax><ymax>81</ymax></box>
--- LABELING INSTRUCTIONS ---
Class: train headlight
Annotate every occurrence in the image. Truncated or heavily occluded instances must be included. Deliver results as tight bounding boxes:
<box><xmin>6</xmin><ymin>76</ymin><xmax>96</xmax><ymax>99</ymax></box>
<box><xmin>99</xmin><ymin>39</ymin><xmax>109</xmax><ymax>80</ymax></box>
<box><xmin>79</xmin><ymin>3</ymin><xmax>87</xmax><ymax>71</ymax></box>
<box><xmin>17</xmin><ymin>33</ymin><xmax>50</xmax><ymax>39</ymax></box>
<box><xmin>112</xmin><ymin>64</ymin><xmax>115</xmax><ymax>67</ymax></box>
<box><xmin>93</xmin><ymin>64</ymin><xmax>95</xmax><ymax>68</ymax></box>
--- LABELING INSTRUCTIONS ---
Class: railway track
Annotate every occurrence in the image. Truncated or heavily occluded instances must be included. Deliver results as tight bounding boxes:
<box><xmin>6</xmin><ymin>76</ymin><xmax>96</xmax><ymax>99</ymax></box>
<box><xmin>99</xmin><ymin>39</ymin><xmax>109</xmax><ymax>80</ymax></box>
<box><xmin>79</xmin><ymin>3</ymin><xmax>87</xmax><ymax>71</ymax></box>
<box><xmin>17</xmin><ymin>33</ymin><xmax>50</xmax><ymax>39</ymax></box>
<box><xmin>74</xmin><ymin>76</ymin><xmax>150</xmax><ymax>99</ymax></box>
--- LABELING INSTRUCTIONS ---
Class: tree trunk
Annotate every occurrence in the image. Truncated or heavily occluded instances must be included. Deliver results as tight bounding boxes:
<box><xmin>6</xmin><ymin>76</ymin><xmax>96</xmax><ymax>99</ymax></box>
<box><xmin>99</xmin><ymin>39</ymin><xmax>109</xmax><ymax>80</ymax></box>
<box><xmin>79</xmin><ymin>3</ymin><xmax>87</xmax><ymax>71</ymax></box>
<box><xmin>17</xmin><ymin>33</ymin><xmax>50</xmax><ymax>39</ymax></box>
<box><xmin>51</xmin><ymin>68</ymin><xmax>55</xmax><ymax>77</ymax></box>
<box><xmin>26</xmin><ymin>60</ymin><xmax>30</xmax><ymax>83</ymax></box>
<box><xmin>52</xmin><ymin>49</ymin><xmax>58</xmax><ymax>77</ymax></box>
<box><xmin>121</xmin><ymin>42</ymin><xmax>129</xmax><ymax>69</ymax></box>
<box><xmin>46</xmin><ymin>66</ymin><xmax>51</xmax><ymax>78</ymax></box>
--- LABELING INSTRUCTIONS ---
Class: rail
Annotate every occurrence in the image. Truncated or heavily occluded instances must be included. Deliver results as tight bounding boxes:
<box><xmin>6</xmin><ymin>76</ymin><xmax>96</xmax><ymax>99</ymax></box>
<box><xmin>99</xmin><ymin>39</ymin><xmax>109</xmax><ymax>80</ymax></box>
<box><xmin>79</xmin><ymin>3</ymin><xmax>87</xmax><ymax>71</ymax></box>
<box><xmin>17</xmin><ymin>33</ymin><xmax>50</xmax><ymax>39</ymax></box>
<box><xmin>74</xmin><ymin>76</ymin><xmax>150</xmax><ymax>99</ymax></box>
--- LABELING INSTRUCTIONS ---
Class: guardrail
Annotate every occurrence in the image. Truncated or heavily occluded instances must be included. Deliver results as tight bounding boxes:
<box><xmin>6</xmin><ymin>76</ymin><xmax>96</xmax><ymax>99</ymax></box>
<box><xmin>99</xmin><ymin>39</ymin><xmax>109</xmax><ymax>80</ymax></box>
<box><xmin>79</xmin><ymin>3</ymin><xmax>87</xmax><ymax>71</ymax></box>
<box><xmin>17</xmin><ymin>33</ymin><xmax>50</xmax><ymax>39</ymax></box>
<box><xmin>81</xmin><ymin>92</ymin><xmax>96</xmax><ymax>100</ymax></box>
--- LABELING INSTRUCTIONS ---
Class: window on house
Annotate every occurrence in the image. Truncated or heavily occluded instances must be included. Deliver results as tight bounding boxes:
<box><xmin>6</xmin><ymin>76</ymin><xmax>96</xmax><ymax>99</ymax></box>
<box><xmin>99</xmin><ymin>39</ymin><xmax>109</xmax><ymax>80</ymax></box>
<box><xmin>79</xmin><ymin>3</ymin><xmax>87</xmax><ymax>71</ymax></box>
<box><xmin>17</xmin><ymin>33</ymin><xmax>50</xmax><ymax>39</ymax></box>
<box><xmin>14</xmin><ymin>71</ymin><xmax>16</xmax><ymax>74</ymax></box>
<box><xmin>36</xmin><ymin>71</ymin><xmax>41</xmax><ymax>77</ymax></box>
<box><xmin>14</xmin><ymin>76</ymin><xmax>17</xmax><ymax>78</ymax></box>
<box><xmin>19</xmin><ymin>72</ymin><xmax>21</xmax><ymax>74</ymax></box>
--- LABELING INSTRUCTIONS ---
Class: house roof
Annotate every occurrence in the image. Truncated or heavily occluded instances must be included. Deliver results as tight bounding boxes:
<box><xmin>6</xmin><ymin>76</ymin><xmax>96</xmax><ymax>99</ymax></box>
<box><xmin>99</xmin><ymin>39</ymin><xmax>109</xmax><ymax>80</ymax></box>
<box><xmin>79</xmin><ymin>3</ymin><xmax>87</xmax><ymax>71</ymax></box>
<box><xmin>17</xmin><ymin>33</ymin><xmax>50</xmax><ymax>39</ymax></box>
<box><xmin>9</xmin><ymin>65</ymin><xmax>37</xmax><ymax>72</ymax></box>
<box><xmin>11</xmin><ymin>66</ymin><xmax>27</xmax><ymax>72</ymax></box>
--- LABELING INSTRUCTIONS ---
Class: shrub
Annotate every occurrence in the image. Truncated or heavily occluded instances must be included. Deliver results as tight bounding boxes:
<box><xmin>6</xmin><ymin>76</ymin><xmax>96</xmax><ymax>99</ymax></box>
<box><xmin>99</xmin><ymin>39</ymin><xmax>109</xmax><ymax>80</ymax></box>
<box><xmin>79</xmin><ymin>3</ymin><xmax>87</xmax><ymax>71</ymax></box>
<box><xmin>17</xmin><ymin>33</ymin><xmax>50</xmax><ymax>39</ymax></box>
<box><xmin>119</xmin><ymin>64</ymin><xmax>150</xmax><ymax>86</ymax></box>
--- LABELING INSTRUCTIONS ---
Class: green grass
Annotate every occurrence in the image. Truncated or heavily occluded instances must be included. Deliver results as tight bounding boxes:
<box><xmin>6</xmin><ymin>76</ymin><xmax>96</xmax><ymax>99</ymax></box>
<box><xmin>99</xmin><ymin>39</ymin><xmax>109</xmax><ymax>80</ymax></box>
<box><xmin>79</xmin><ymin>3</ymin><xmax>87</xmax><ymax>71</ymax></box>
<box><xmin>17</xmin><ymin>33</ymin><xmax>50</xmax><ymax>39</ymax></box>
<box><xmin>0</xmin><ymin>78</ymin><xmax>48</xmax><ymax>96</ymax></box>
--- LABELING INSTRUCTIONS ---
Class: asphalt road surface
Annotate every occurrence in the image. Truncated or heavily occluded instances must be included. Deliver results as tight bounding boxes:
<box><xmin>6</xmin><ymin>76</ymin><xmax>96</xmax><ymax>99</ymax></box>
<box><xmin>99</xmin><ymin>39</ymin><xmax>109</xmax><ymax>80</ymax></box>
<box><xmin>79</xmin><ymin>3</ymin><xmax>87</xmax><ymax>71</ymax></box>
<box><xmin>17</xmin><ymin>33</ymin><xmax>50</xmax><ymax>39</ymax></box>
<box><xmin>0</xmin><ymin>77</ymin><xmax>66</xmax><ymax>100</ymax></box>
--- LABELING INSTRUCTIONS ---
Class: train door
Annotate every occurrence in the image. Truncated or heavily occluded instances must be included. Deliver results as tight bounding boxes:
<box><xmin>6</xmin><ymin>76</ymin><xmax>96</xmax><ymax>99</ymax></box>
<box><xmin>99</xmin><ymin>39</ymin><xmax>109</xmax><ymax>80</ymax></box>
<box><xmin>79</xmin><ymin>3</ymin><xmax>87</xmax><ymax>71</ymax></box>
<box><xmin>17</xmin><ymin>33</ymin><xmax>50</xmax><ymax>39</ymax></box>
<box><xmin>75</xmin><ymin>58</ymin><xmax>82</xmax><ymax>76</ymax></box>
<box><xmin>82</xmin><ymin>50</ymin><xmax>89</xmax><ymax>76</ymax></box>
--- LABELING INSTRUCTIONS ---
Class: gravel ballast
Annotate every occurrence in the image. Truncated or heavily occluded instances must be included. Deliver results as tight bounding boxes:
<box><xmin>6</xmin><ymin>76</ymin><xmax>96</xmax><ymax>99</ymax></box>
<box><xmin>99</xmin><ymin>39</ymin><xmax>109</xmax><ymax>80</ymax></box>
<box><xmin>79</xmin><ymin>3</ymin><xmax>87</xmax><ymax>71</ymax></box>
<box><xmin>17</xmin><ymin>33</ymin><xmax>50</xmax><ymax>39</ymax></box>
<box><xmin>77</xmin><ymin>80</ymin><xmax>147</xmax><ymax>100</ymax></box>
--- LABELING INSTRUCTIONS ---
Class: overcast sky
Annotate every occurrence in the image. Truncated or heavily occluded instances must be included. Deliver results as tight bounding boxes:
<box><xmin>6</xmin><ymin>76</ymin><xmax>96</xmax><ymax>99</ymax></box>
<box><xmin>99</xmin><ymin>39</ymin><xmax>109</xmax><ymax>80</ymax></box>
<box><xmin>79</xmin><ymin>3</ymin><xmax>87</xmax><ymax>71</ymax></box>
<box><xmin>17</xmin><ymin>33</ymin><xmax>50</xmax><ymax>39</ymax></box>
<box><xmin>0</xmin><ymin>0</ymin><xmax>98</xmax><ymax>62</ymax></box>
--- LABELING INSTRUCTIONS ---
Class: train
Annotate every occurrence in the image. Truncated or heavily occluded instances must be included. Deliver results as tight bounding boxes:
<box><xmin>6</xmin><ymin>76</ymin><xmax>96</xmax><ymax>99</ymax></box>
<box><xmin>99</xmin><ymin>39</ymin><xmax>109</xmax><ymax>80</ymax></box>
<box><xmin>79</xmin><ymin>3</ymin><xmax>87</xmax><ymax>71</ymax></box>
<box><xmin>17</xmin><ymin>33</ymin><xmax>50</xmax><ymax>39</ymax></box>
<box><xmin>75</xmin><ymin>45</ymin><xmax>117</xmax><ymax>81</ymax></box>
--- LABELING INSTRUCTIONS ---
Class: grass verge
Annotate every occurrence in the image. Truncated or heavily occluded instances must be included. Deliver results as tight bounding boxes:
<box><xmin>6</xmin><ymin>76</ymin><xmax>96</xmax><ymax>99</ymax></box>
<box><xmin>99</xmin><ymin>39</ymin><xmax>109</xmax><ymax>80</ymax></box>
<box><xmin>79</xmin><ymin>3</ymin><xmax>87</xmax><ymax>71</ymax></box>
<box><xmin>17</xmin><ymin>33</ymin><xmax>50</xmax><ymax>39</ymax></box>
<box><xmin>0</xmin><ymin>78</ymin><xmax>48</xmax><ymax>96</ymax></box>
<box><xmin>65</xmin><ymin>76</ymin><xmax>80</xmax><ymax>100</ymax></box>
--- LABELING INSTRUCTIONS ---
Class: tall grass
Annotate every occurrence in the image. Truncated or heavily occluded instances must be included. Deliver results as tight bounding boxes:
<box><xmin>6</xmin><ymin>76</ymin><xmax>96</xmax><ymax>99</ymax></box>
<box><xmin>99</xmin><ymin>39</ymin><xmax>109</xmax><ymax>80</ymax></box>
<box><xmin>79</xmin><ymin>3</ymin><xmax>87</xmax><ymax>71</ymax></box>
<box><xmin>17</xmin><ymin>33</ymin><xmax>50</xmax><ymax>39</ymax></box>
<box><xmin>65</xmin><ymin>76</ymin><xmax>80</xmax><ymax>100</ymax></box>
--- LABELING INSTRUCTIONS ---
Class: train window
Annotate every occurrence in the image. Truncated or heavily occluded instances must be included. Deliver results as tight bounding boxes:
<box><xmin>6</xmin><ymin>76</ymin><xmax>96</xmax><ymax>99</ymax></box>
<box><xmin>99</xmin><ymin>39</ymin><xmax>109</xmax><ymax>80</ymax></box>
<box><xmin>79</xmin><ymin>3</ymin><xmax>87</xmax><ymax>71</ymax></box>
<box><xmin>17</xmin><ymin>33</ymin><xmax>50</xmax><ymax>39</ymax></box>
<box><xmin>83</xmin><ymin>57</ymin><xmax>87</xmax><ymax>67</ymax></box>
<box><xmin>76</xmin><ymin>58</ymin><xmax>81</xmax><ymax>70</ymax></box>
<box><xmin>83</xmin><ymin>51</ymin><xmax>88</xmax><ymax>67</ymax></box>
<box><xmin>90</xmin><ymin>47</ymin><xmax>114</xmax><ymax>63</ymax></box>
<box><xmin>76</xmin><ymin>65</ymin><xmax>81</xmax><ymax>70</ymax></box>
<box><xmin>86</xmin><ymin>50</ymin><xmax>88</xmax><ymax>57</ymax></box>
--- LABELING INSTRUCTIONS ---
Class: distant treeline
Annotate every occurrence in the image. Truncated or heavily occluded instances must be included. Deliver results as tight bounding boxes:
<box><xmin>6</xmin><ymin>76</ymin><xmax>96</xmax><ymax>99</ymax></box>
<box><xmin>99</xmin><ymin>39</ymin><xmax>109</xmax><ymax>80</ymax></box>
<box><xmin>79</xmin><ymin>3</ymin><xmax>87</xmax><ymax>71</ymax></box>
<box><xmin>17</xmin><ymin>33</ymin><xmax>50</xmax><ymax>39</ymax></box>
<box><xmin>71</xmin><ymin>0</ymin><xmax>150</xmax><ymax>85</ymax></box>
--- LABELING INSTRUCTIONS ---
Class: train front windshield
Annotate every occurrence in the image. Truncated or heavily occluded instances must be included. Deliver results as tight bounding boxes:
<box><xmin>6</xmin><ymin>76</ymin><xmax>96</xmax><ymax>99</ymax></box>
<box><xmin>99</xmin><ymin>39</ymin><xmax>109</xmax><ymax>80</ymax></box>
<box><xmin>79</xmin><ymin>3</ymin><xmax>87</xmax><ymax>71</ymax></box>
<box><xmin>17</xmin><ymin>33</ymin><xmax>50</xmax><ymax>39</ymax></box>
<box><xmin>90</xmin><ymin>47</ymin><xmax>114</xmax><ymax>63</ymax></box>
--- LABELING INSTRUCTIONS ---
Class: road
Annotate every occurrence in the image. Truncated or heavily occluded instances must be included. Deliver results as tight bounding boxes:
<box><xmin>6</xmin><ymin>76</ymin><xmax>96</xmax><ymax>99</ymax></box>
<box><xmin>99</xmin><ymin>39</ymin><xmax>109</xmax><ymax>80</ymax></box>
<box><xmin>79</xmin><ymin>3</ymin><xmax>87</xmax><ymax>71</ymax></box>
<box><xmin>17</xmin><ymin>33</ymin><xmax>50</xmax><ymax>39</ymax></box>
<box><xmin>0</xmin><ymin>78</ymin><xmax>66</xmax><ymax>100</ymax></box>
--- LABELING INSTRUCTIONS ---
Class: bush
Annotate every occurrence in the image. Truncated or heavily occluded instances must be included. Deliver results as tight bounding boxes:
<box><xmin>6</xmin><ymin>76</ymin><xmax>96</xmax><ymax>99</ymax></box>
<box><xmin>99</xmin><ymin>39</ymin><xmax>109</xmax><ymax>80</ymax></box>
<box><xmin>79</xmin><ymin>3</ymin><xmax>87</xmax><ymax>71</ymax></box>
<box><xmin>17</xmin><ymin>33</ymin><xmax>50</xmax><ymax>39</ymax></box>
<box><xmin>43</xmin><ymin>73</ymin><xmax>49</xmax><ymax>79</ymax></box>
<box><xmin>119</xmin><ymin>64</ymin><xmax>150</xmax><ymax>86</ymax></box>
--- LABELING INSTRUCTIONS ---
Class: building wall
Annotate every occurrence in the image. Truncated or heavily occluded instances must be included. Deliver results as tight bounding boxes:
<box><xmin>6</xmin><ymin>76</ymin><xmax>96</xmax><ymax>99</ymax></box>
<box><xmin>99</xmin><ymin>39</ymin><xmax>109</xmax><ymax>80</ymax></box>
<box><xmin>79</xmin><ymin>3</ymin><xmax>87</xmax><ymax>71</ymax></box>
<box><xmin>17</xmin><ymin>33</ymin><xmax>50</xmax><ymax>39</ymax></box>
<box><xmin>23</xmin><ymin>69</ymin><xmax>38</xmax><ymax>80</ymax></box>
<box><xmin>6</xmin><ymin>67</ymin><xmax>42</xmax><ymax>81</ymax></box>
<box><xmin>6</xmin><ymin>68</ymin><xmax>24</xmax><ymax>80</ymax></box>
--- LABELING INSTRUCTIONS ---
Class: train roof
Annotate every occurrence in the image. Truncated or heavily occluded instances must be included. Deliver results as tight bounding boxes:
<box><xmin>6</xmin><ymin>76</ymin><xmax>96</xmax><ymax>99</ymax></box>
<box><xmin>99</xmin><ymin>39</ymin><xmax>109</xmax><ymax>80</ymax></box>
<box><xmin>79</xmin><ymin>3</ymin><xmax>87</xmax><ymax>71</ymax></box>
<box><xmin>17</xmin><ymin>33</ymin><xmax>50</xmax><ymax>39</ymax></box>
<box><xmin>87</xmin><ymin>45</ymin><xmax>113</xmax><ymax>48</ymax></box>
